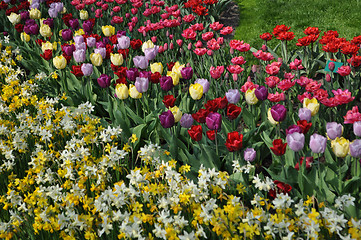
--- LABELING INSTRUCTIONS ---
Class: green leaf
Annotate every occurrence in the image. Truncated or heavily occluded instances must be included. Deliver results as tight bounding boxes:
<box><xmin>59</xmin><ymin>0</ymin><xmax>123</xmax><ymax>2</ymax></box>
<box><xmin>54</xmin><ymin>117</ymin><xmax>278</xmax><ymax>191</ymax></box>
<box><xmin>125</xmin><ymin>105</ymin><xmax>145</xmax><ymax>125</ymax></box>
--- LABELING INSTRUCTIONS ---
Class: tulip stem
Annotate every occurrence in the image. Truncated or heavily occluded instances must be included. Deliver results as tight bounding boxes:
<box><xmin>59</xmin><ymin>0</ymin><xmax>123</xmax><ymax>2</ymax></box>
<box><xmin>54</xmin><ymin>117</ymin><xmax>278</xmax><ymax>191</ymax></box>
<box><xmin>215</xmin><ymin>130</ymin><xmax>219</xmax><ymax>156</ymax></box>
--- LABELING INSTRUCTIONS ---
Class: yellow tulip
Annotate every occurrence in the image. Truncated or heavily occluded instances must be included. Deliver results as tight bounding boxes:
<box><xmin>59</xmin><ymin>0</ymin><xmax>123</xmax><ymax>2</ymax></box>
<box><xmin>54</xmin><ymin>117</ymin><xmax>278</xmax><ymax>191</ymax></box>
<box><xmin>172</xmin><ymin>61</ymin><xmax>184</xmax><ymax>76</ymax></box>
<box><xmin>245</xmin><ymin>88</ymin><xmax>259</xmax><ymax>105</ymax></box>
<box><xmin>7</xmin><ymin>13</ymin><xmax>21</xmax><ymax>25</ymax></box>
<box><xmin>115</xmin><ymin>84</ymin><xmax>128</xmax><ymax>100</ymax></box>
<box><xmin>41</xmin><ymin>42</ymin><xmax>53</xmax><ymax>52</ymax></box>
<box><xmin>101</xmin><ymin>25</ymin><xmax>115</xmax><ymax>37</ymax></box>
<box><xmin>150</xmin><ymin>62</ymin><xmax>163</xmax><ymax>74</ymax></box>
<box><xmin>167</xmin><ymin>71</ymin><xmax>180</xmax><ymax>86</ymax></box>
<box><xmin>90</xmin><ymin>53</ymin><xmax>103</xmax><ymax>66</ymax></box>
<box><xmin>303</xmin><ymin>98</ymin><xmax>320</xmax><ymax>116</ymax></box>
<box><xmin>80</xmin><ymin>10</ymin><xmax>89</xmax><ymax>20</ymax></box>
<box><xmin>40</xmin><ymin>24</ymin><xmax>52</xmax><ymax>38</ymax></box>
<box><xmin>189</xmin><ymin>83</ymin><xmax>203</xmax><ymax>100</ymax></box>
<box><xmin>29</xmin><ymin>8</ymin><xmax>41</xmax><ymax>19</ymax></box>
<box><xmin>110</xmin><ymin>53</ymin><xmax>124</xmax><ymax>66</ymax></box>
<box><xmin>129</xmin><ymin>84</ymin><xmax>142</xmax><ymax>99</ymax></box>
<box><xmin>267</xmin><ymin>108</ymin><xmax>279</xmax><ymax>125</ymax></box>
<box><xmin>331</xmin><ymin>137</ymin><xmax>350</xmax><ymax>158</ymax></box>
<box><xmin>20</xmin><ymin>32</ymin><xmax>30</xmax><ymax>42</ymax></box>
<box><xmin>141</xmin><ymin>40</ymin><xmax>155</xmax><ymax>53</ymax></box>
<box><xmin>169</xmin><ymin>106</ymin><xmax>182</xmax><ymax>123</ymax></box>
<box><xmin>53</xmin><ymin>55</ymin><xmax>67</xmax><ymax>70</ymax></box>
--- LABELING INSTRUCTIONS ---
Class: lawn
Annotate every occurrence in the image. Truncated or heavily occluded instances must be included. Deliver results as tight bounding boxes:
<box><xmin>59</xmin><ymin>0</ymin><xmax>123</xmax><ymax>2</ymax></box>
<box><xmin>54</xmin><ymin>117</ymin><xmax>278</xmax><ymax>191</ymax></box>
<box><xmin>234</xmin><ymin>0</ymin><xmax>361</xmax><ymax>48</ymax></box>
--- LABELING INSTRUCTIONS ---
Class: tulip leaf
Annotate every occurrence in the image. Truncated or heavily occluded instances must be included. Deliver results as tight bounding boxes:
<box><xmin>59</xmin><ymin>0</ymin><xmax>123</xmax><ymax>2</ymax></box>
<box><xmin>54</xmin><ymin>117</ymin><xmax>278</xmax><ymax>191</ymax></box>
<box><xmin>242</xmin><ymin>107</ymin><xmax>255</xmax><ymax>129</ymax></box>
<box><xmin>125</xmin><ymin>105</ymin><xmax>145</xmax><ymax>125</ymax></box>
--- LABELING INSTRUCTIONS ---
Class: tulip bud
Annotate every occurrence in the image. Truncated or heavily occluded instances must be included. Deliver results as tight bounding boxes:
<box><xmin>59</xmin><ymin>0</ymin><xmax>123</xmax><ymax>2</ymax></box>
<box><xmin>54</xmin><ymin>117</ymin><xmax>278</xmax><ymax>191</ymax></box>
<box><xmin>225</xmin><ymin>89</ymin><xmax>240</xmax><ymax>104</ymax></box>
<box><xmin>81</xmin><ymin>63</ymin><xmax>93</xmax><ymax>76</ymax></box>
<box><xmin>244</xmin><ymin>148</ymin><xmax>256</xmax><ymax>162</ymax></box>
<box><xmin>309</xmin><ymin>134</ymin><xmax>327</xmax><ymax>154</ymax></box>
<box><xmin>286</xmin><ymin>132</ymin><xmax>305</xmax><ymax>152</ymax></box>
<box><xmin>189</xmin><ymin>83</ymin><xmax>203</xmax><ymax>100</ymax></box>
<box><xmin>328</xmin><ymin>61</ymin><xmax>335</xmax><ymax>71</ymax></box>
<box><xmin>134</xmin><ymin>77</ymin><xmax>149</xmax><ymax>93</ymax></box>
<box><xmin>326</xmin><ymin>122</ymin><xmax>343</xmax><ymax>140</ymax></box>
<box><xmin>115</xmin><ymin>84</ymin><xmax>129</xmax><ymax>100</ymax></box>
<box><xmin>180</xmin><ymin>114</ymin><xmax>194</xmax><ymax>128</ymax></box>
<box><xmin>350</xmin><ymin>139</ymin><xmax>361</xmax><ymax>158</ymax></box>
<box><xmin>298</xmin><ymin>108</ymin><xmax>312</xmax><ymax>122</ymax></box>
<box><xmin>353</xmin><ymin>121</ymin><xmax>361</xmax><ymax>137</ymax></box>
<box><xmin>325</xmin><ymin>73</ymin><xmax>331</xmax><ymax>82</ymax></box>
<box><xmin>254</xmin><ymin>86</ymin><xmax>268</xmax><ymax>101</ymax></box>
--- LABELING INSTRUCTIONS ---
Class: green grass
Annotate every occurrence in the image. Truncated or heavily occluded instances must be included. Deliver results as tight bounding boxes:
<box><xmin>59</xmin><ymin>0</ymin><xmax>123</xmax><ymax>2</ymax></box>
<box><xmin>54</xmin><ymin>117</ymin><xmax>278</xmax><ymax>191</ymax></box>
<box><xmin>234</xmin><ymin>0</ymin><xmax>361</xmax><ymax>49</ymax></box>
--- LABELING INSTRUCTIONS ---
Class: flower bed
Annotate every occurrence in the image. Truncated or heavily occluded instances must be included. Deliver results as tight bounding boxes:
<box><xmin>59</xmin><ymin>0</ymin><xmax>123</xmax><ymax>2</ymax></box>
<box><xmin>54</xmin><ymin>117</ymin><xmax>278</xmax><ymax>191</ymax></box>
<box><xmin>0</xmin><ymin>0</ymin><xmax>361</xmax><ymax>239</ymax></box>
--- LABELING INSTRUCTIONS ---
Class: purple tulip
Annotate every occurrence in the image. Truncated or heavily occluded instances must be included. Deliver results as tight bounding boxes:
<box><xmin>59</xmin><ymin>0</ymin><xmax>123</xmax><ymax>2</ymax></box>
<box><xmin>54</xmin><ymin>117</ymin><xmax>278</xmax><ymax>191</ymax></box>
<box><xmin>326</xmin><ymin>122</ymin><xmax>343</xmax><ymax>140</ymax></box>
<box><xmin>286</xmin><ymin>125</ymin><xmax>302</xmax><ymax>135</ymax></box>
<box><xmin>94</xmin><ymin>47</ymin><xmax>106</xmax><ymax>59</ymax></box>
<box><xmin>96</xmin><ymin>41</ymin><xmax>106</xmax><ymax>49</ymax></box>
<box><xmin>43</xmin><ymin>18</ymin><xmax>54</xmax><ymax>29</ymax></box>
<box><xmin>144</xmin><ymin>46</ymin><xmax>159</xmax><ymax>61</ymax></box>
<box><xmin>63</xmin><ymin>44</ymin><xmax>75</xmax><ymax>56</ymax></box>
<box><xmin>20</xmin><ymin>11</ymin><xmax>30</xmax><ymax>21</ymax></box>
<box><xmin>69</xmin><ymin>19</ymin><xmax>79</xmax><ymax>30</ymax></box>
<box><xmin>139</xmin><ymin>71</ymin><xmax>151</xmax><ymax>81</ymax></box>
<box><xmin>244</xmin><ymin>148</ymin><xmax>256</xmax><ymax>162</ymax></box>
<box><xmin>159</xmin><ymin>110</ymin><xmax>175</xmax><ymax>128</ymax></box>
<box><xmin>298</xmin><ymin>108</ymin><xmax>312</xmax><ymax>122</ymax></box>
<box><xmin>309</xmin><ymin>134</ymin><xmax>327</xmax><ymax>154</ymax></box>
<box><xmin>255</xmin><ymin>86</ymin><xmax>268</xmax><ymax>101</ymax></box>
<box><xmin>180</xmin><ymin>114</ymin><xmax>194</xmax><ymax>128</ymax></box>
<box><xmin>73</xmin><ymin>35</ymin><xmax>84</xmax><ymax>45</ymax></box>
<box><xmin>286</xmin><ymin>132</ymin><xmax>305</xmax><ymax>152</ymax></box>
<box><xmin>353</xmin><ymin>121</ymin><xmax>361</xmax><ymax>137</ymax></box>
<box><xmin>126</xmin><ymin>68</ymin><xmax>139</xmax><ymax>82</ymax></box>
<box><xmin>271</xmin><ymin>104</ymin><xmax>287</xmax><ymax>122</ymax></box>
<box><xmin>61</xmin><ymin>29</ymin><xmax>73</xmax><ymax>41</ymax></box>
<box><xmin>206</xmin><ymin>112</ymin><xmax>222</xmax><ymax>131</ymax></box>
<box><xmin>81</xmin><ymin>63</ymin><xmax>93</xmax><ymax>76</ymax></box>
<box><xmin>86</xmin><ymin>37</ymin><xmax>96</xmax><ymax>48</ymax></box>
<box><xmin>117</xmin><ymin>36</ymin><xmax>130</xmax><ymax>49</ymax></box>
<box><xmin>73</xmin><ymin>49</ymin><xmax>86</xmax><ymax>63</ymax></box>
<box><xmin>181</xmin><ymin>67</ymin><xmax>193</xmax><ymax>80</ymax></box>
<box><xmin>52</xmin><ymin>2</ymin><xmax>64</xmax><ymax>13</ymax></box>
<box><xmin>75</xmin><ymin>42</ymin><xmax>86</xmax><ymax>51</ymax></box>
<box><xmin>97</xmin><ymin>74</ymin><xmax>111</xmax><ymax>88</ymax></box>
<box><xmin>225</xmin><ymin>89</ymin><xmax>240</xmax><ymax>104</ymax></box>
<box><xmin>160</xmin><ymin>76</ymin><xmax>173</xmax><ymax>91</ymax></box>
<box><xmin>24</xmin><ymin>23</ymin><xmax>39</xmax><ymax>35</ymax></box>
<box><xmin>135</xmin><ymin>77</ymin><xmax>149</xmax><ymax>93</ymax></box>
<box><xmin>350</xmin><ymin>139</ymin><xmax>361</xmax><ymax>158</ymax></box>
<box><xmin>133</xmin><ymin>56</ymin><xmax>149</xmax><ymax>69</ymax></box>
<box><xmin>83</xmin><ymin>20</ymin><xmax>93</xmax><ymax>33</ymax></box>
<box><xmin>48</xmin><ymin>8</ymin><xmax>58</xmax><ymax>18</ymax></box>
<box><xmin>195</xmin><ymin>79</ymin><xmax>209</xmax><ymax>93</ymax></box>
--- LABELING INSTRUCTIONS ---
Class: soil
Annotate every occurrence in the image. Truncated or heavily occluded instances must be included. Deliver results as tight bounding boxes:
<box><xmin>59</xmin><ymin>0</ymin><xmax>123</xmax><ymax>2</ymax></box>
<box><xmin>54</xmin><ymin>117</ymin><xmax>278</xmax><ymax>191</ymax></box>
<box><xmin>219</xmin><ymin>1</ymin><xmax>240</xmax><ymax>40</ymax></box>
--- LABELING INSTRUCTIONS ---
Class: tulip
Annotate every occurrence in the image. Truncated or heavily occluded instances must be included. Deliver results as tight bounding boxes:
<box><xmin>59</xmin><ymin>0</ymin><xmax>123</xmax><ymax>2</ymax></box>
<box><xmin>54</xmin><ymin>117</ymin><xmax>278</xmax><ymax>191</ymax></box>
<box><xmin>97</xmin><ymin>74</ymin><xmax>111</xmax><ymax>88</ymax></box>
<box><xmin>134</xmin><ymin>77</ymin><xmax>149</xmax><ymax>93</ymax></box>
<box><xmin>181</xmin><ymin>67</ymin><xmax>193</xmax><ymax>80</ymax></box>
<box><xmin>21</xmin><ymin>32</ymin><xmax>30</xmax><ymax>42</ymax></box>
<box><xmin>69</xmin><ymin>18</ymin><xmax>79</xmax><ymax>30</ymax></box>
<box><xmin>325</xmin><ymin>73</ymin><xmax>331</xmax><ymax>82</ymax></box>
<box><xmin>160</xmin><ymin>76</ymin><xmax>173</xmax><ymax>91</ymax></box>
<box><xmin>180</xmin><ymin>114</ymin><xmax>194</xmax><ymax>128</ymax></box>
<box><xmin>326</xmin><ymin>122</ymin><xmax>343</xmax><ymax>140</ymax></box>
<box><xmin>267</xmin><ymin>108</ymin><xmax>279</xmax><ymax>125</ymax></box>
<box><xmin>115</xmin><ymin>84</ymin><xmax>128</xmax><ymax>100</ymax></box>
<box><xmin>245</xmin><ymin>88</ymin><xmax>259</xmax><ymax>105</ymax></box>
<box><xmin>61</xmin><ymin>29</ymin><xmax>73</xmax><ymax>41</ymax></box>
<box><xmin>126</xmin><ymin>68</ymin><xmax>139</xmax><ymax>82</ymax></box>
<box><xmin>286</xmin><ymin>132</ymin><xmax>305</xmax><ymax>152</ymax></box>
<box><xmin>225</xmin><ymin>89</ymin><xmax>240</xmax><ymax>104</ymax></box>
<box><xmin>303</xmin><ymin>98</ymin><xmax>319</xmax><ymax>116</ymax></box>
<box><xmin>142</xmin><ymin>40</ymin><xmax>155</xmax><ymax>52</ymax></box>
<box><xmin>271</xmin><ymin>104</ymin><xmax>287</xmax><ymax>122</ymax></box>
<box><xmin>53</xmin><ymin>55</ymin><xmax>67</xmax><ymax>69</ymax></box>
<box><xmin>81</xmin><ymin>63</ymin><xmax>93</xmax><ymax>76</ymax></box>
<box><xmin>139</xmin><ymin>71</ymin><xmax>151</xmax><ymax>81</ymax></box>
<box><xmin>86</xmin><ymin>37</ymin><xmax>96</xmax><ymax>48</ymax></box>
<box><xmin>309</xmin><ymin>134</ymin><xmax>327</xmax><ymax>154</ymax></box>
<box><xmin>144</xmin><ymin>46</ymin><xmax>159</xmax><ymax>61</ymax></box>
<box><xmin>8</xmin><ymin>13</ymin><xmax>21</xmax><ymax>25</ymax></box>
<box><xmin>73</xmin><ymin>35</ymin><xmax>84</xmax><ymax>45</ymax></box>
<box><xmin>349</xmin><ymin>139</ymin><xmax>361</xmax><ymax>158</ymax></box>
<box><xmin>102</xmin><ymin>25</ymin><xmax>115</xmax><ymax>36</ymax></box>
<box><xmin>118</xmin><ymin>36</ymin><xmax>130</xmax><ymax>49</ymax></box>
<box><xmin>337</xmin><ymin>65</ymin><xmax>351</xmax><ymax>76</ymax></box>
<box><xmin>169</xmin><ymin>106</ymin><xmax>182</xmax><ymax>123</ymax></box>
<box><xmin>128</xmin><ymin>84</ymin><xmax>142</xmax><ymax>99</ymax></box>
<box><xmin>195</xmin><ymin>79</ymin><xmax>210</xmax><ymax>93</ymax></box>
<box><xmin>188</xmin><ymin>125</ymin><xmax>203</xmax><ymax>141</ymax></box>
<box><xmin>63</xmin><ymin>44</ymin><xmax>75</xmax><ymax>56</ymax></box>
<box><xmin>328</xmin><ymin>62</ymin><xmax>335</xmax><ymax>71</ymax></box>
<box><xmin>90</xmin><ymin>53</ymin><xmax>103</xmax><ymax>66</ymax></box>
<box><xmin>331</xmin><ymin>137</ymin><xmax>350</xmax><ymax>158</ymax></box>
<box><xmin>83</xmin><ymin>20</ymin><xmax>93</xmax><ymax>33</ymax></box>
<box><xmin>159</xmin><ymin>110</ymin><xmax>175</xmax><ymax>128</ymax></box>
<box><xmin>225</xmin><ymin>131</ymin><xmax>243</xmax><ymax>152</ymax></box>
<box><xmin>133</xmin><ymin>56</ymin><xmax>149</xmax><ymax>69</ymax></box>
<box><xmin>110</xmin><ymin>53</ymin><xmax>123</xmax><ymax>66</ymax></box>
<box><xmin>298</xmin><ymin>108</ymin><xmax>312</xmax><ymax>122</ymax></box>
<box><xmin>255</xmin><ymin>86</ymin><xmax>268</xmax><ymax>101</ymax></box>
<box><xmin>353</xmin><ymin>121</ymin><xmax>361</xmax><ymax>137</ymax></box>
<box><xmin>206</xmin><ymin>112</ymin><xmax>222</xmax><ymax>131</ymax></box>
<box><xmin>244</xmin><ymin>148</ymin><xmax>256</xmax><ymax>162</ymax></box>
<box><xmin>80</xmin><ymin>10</ymin><xmax>89</xmax><ymax>20</ymax></box>
<box><xmin>73</xmin><ymin>49</ymin><xmax>86</xmax><ymax>63</ymax></box>
<box><xmin>150</xmin><ymin>62</ymin><xmax>163</xmax><ymax>74</ymax></box>
<box><xmin>286</xmin><ymin>125</ymin><xmax>302</xmax><ymax>135</ymax></box>
<box><xmin>189</xmin><ymin>83</ymin><xmax>203</xmax><ymax>100</ymax></box>
<box><xmin>167</xmin><ymin>71</ymin><xmax>180</xmax><ymax>86</ymax></box>
<box><xmin>94</xmin><ymin>47</ymin><xmax>106</xmax><ymax>59</ymax></box>
<box><xmin>39</xmin><ymin>24</ymin><xmax>52</xmax><ymax>38</ymax></box>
